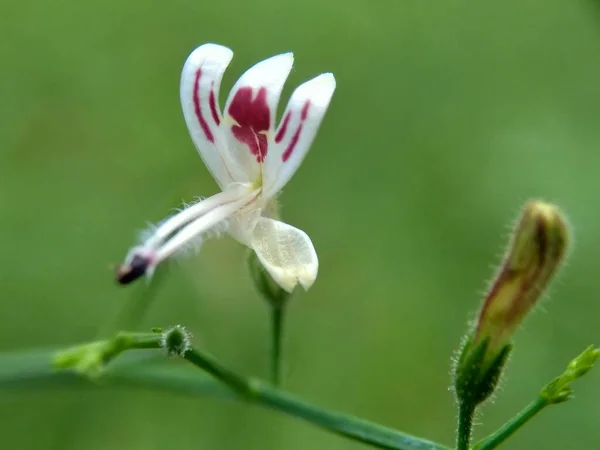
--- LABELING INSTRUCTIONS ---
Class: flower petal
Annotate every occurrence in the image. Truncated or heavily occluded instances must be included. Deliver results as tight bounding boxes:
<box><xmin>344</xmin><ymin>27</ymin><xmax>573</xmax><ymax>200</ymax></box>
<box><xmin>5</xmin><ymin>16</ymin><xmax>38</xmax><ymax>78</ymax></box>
<box><xmin>250</xmin><ymin>217</ymin><xmax>318</xmax><ymax>292</ymax></box>
<box><xmin>180</xmin><ymin>43</ymin><xmax>248</xmax><ymax>187</ymax></box>
<box><xmin>263</xmin><ymin>73</ymin><xmax>336</xmax><ymax>199</ymax></box>
<box><xmin>222</xmin><ymin>52</ymin><xmax>294</xmax><ymax>182</ymax></box>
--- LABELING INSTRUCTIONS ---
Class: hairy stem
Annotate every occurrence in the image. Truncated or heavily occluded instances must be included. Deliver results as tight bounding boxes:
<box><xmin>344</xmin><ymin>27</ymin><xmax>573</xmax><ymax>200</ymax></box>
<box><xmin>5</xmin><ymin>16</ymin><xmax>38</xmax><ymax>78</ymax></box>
<box><xmin>456</xmin><ymin>402</ymin><xmax>475</xmax><ymax>450</ymax></box>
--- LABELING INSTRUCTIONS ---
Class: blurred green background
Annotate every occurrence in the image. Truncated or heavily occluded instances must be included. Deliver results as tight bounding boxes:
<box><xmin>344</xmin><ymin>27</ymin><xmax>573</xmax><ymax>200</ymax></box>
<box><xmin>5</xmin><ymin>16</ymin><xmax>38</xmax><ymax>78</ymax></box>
<box><xmin>1</xmin><ymin>0</ymin><xmax>599</xmax><ymax>448</ymax></box>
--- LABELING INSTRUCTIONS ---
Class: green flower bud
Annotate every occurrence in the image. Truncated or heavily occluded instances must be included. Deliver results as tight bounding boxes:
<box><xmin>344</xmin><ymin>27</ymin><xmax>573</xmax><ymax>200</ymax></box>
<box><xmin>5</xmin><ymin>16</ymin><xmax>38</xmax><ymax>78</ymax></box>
<box><xmin>454</xmin><ymin>201</ymin><xmax>569</xmax><ymax>407</ymax></box>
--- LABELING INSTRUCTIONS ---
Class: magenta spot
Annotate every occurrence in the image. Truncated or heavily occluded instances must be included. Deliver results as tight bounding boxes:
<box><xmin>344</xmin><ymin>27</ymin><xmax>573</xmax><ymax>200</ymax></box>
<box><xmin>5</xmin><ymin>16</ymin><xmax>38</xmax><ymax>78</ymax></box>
<box><xmin>193</xmin><ymin>69</ymin><xmax>214</xmax><ymax>143</ymax></box>
<box><xmin>301</xmin><ymin>101</ymin><xmax>310</xmax><ymax>120</ymax></box>
<box><xmin>275</xmin><ymin>111</ymin><xmax>292</xmax><ymax>143</ymax></box>
<box><xmin>209</xmin><ymin>86</ymin><xmax>220</xmax><ymax>125</ymax></box>
<box><xmin>228</xmin><ymin>87</ymin><xmax>270</xmax><ymax>162</ymax></box>
<box><xmin>282</xmin><ymin>124</ymin><xmax>302</xmax><ymax>162</ymax></box>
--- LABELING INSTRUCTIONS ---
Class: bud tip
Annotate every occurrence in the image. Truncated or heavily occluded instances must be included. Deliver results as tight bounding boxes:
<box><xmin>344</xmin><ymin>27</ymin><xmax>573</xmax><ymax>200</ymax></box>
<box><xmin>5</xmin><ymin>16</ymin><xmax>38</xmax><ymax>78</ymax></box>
<box><xmin>475</xmin><ymin>200</ymin><xmax>570</xmax><ymax>351</ymax></box>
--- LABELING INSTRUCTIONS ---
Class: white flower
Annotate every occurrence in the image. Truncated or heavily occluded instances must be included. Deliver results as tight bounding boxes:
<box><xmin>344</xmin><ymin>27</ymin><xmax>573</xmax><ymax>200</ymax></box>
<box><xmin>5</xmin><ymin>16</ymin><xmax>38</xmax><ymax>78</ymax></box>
<box><xmin>116</xmin><ymin>43</ymin><xmax>336</xmax><ymax>292</ymax></box>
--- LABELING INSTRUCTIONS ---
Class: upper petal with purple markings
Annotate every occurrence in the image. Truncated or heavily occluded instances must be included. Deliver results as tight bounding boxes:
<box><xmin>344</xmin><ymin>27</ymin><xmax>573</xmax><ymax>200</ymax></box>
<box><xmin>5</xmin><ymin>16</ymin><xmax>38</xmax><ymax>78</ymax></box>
<box><xmin>180</xmin><ymin>44</ymin><xmax>247</xmax><ymax>187</ymax></box>
<box><xmin>263</xmin><ymin>73</ymin><xmax>336</xmax><ymax>199</ymax></box>
<box><xmin>222</xmin><ymin>52</ymin><xmax>294</xmax><ymax>182</ymax></box>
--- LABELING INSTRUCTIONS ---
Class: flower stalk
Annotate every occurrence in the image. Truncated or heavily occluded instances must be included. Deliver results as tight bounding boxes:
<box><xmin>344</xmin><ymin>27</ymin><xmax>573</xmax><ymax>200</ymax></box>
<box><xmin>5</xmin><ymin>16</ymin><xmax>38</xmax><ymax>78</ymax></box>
<box><xmin>249</xmin><ymin>250</ymin><xmax>292</xmax><ymax>385</ymax></box>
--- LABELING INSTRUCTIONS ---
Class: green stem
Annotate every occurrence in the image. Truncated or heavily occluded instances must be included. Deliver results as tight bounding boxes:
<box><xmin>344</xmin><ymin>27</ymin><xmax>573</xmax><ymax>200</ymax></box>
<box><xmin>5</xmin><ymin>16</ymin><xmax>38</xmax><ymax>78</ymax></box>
<box><xmin>456</xmin><ymin>402</ymin><xmax>475</xmax><ymax>450</ymax></box>
<box><xmin>181</xmin><ymin>347</ymin><xmax>448</xmax><ymax>450</ymax></box>
<box><xmin>4</xmin><ymin>341</ymin><xmax>449</xmax><ymax>450</ymax></box>
<box><xmin>4</xmin><ymin>357</ymin><xmax>449</xmax><ymax>450</ymax></box>
<box><xmin>473</xmin><ymin>397</ymin><xmax>548</xmax><ymax>450</ymax></box>
<box><xmin>270</xmin><ymin>302</ymin><xmax>285</xmax><ymax>386</ymax></box>
<box><xmin>254</xmin><ymin>382</ymin><xmax>447</xmax><ymax>450</ymax></box>
<box><xmin>473</xmin><ymin>346</ymin><xmax>600</xmax><ymax>450</ymax></box>
<box><xmin>183</xmin><ymin>349</ymin><xmax>251</xmax><ymax>395</ymax></box>
<box><xmin>53</xmin><ymin>332</ymin><xmax>161</xmax><ymax>372</ymax></box>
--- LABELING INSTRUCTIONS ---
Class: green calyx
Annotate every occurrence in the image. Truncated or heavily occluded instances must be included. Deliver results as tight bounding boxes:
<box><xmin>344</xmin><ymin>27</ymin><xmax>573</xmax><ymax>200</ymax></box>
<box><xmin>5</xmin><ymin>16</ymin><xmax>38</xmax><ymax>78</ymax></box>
<box><xmin>247</xmin><ymin>250</ymin><xmax>291</xmax><ymax>307</ymax></box>
<box><xmin>454</xmin><ymin>337</ymin><xmax>512</xmax><ymax>407</ymax></box>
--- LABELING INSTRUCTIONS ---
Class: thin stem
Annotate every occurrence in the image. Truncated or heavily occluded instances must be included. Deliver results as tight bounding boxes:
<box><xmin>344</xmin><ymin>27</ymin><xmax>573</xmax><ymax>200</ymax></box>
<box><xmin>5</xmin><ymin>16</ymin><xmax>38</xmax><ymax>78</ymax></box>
<box><xmin>253</xmin><ymin>382</ymin><xmax>447</xmax><ymax>450</ymax></box>
<box><xmin>3</xmin><ymin>356</ymin><xmax>449</xmax><ymax>450</ymax></box>
<box><xmin>53</xmin><ymin>332</ymin><xmax>161</xmax><ymax>372</ymax></box>
<box><xmin>473</xmin><ymin>397</ymin><xmax>548</xmax><ymax>450</ymax></box>
<box><xmin>24</xmin><ymin>340</ymin><xmax>450</xmax><ymax>450</ymax></box>
<box><xmin>473</xmin><ymin>346</ymin><xmax>600</xmax><ymax>450</ymax></box>
<box><xmin>179</xmin><ymin>348</ymin><xmax>450</xmax><ymax>450</ymax></box>
<box><xmin>53</xmin><ymin>269</ymin><xmax>167</xmax><ymax>450</ymax></box>
<box><xmin>456</xmin><ymin>402</ymin><xmax>475</xmax><ymax>450</ymax></box>
<box><xmin>270</xmin><ymin>302</ymin><xmax>285</xmax><ymax>386</ymax></box>
<box><xmin>183</xmin><ymin>349</ymin><xmax>251</xmax><ymax>395</ymax></box>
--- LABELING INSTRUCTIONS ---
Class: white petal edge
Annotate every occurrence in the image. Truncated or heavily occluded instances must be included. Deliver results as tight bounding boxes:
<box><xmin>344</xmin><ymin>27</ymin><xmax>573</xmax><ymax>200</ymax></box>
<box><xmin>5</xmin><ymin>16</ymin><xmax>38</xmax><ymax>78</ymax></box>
<box><xmin>263</xmin><ymin>72</ymin><xmax>336</xmax><ymax>199</ymax></box>
<box><xmin>250</xmin><ymin>217</ymin><xmax>318</xmax><ymax>292</ymax></box>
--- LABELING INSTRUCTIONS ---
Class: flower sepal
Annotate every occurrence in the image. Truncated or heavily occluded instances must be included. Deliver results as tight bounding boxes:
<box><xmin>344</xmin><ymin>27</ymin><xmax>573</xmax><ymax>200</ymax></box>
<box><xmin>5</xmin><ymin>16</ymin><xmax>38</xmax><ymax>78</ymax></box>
<box><xmin>248</xmin><ymin>250</ymin><xmax>291</xmax><ymax>307</ymax></box>
<box><xmin>454</xmin><ymin>336</ymin><xmax>512</xmax><ymax>407</ymax></box>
